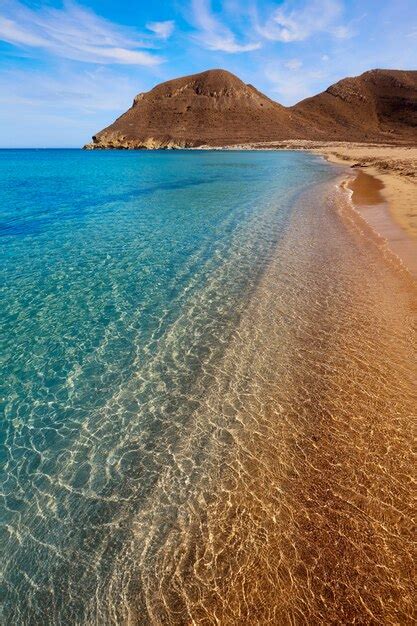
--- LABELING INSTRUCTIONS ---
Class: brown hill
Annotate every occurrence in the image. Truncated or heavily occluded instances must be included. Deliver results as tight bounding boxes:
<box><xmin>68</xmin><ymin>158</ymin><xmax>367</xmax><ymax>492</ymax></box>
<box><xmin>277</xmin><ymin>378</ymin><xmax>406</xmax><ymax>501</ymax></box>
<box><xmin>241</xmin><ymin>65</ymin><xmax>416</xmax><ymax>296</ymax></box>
<box><xmin>85</xmin><ymin>69</ymin><xmax>311</xmax><ymax>149</ymax></box>
<box><xmin>293</xmin><ymin>69</ymin><xmax>417</xmax><ymax>143</ymax></box>
<box><xmin>84</xmin><ymin>69</ymin><xmax>417</xmax><ymax>149</ymax></box>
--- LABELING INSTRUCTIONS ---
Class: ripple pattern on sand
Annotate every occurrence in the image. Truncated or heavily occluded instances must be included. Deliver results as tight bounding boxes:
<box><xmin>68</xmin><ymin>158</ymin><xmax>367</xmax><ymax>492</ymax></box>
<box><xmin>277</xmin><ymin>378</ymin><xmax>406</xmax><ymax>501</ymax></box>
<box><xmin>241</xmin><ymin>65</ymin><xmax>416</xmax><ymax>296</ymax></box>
<box><xmin>101</xmin><ymin>184</ymin><xmax>416</xmax><ymax>625</ymax></box>
<box><xmin>1</xmin><ymin>151</ymin><xmax>415</xmax><ymax>625</ymax></box>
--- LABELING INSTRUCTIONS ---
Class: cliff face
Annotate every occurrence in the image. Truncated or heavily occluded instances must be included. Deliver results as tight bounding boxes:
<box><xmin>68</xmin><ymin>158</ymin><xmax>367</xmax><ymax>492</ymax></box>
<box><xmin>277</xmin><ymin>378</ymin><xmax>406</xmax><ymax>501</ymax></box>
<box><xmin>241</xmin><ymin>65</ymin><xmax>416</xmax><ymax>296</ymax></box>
<box><xmin>84</xmin><ymin>69</ymin><xmax>417</xmax><ymax>149</ymax></box>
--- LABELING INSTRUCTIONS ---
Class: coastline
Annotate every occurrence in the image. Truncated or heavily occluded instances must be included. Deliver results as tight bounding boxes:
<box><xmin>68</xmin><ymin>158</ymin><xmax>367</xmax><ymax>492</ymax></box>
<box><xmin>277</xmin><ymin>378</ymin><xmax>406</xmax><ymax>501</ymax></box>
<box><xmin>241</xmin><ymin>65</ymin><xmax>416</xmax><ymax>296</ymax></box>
<box><xmin>310</xmin><ymin>143</ymin><xmax>417</xmax><ymax>239</ymax></box>
<box><xmin>196</xmin><ymin>141</ymin><xmax>417</xmax><ymax>279</ymax></box>
<box><xmin>314</xmin><ymin>145</ymin><xmax>417</xmax><ymax>279</ymax></box>
<box><xmin>123</xmin><ymin>176</ymin><xmax>417</xmax><ymax>624</ymax></box>
<box><xmin>339</xmin><ymin>166</ymin><xmax>417</xmax><ymax>280</ymax></box>
<box><xmin>3</xmin><ymin>149</ymin><xmax>416</xmax><ymax>623</ymax></box>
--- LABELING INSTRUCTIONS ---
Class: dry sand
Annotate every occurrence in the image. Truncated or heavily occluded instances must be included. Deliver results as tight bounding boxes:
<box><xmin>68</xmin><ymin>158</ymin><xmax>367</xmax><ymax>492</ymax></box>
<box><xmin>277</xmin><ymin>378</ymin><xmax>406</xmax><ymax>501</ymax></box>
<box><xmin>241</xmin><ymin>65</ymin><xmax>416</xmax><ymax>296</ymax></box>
<box><xmin>309</xmin><ymin>143</ymin><xmax>417</xmax><ymax>239</ymax></box>
<box><xmin>310</xmin><ymin>143</ymin><xmax>417</xmax><ymax>279</ymax></box>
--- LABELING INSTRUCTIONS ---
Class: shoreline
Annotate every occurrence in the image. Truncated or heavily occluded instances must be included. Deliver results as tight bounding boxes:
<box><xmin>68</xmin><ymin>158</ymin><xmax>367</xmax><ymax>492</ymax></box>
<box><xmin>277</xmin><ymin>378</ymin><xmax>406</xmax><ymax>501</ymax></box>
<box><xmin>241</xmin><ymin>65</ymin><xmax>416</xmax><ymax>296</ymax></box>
<box><xmin>339</xmin><ymin>166</ymin><xmax>417</xmax><ymax>279</ymax></box>
<box><xmin>336</xmin><ymin>173</ymin><xmax>417</xmax><ymax>281</ymax></box>
<box><xmin>127</xmin><ymin>176</ymin><xmax>417</xmax><ymax>624</ymax></box>
<box><xmin>196</xmin><ymin>141</ymin><xmax>417</xmax><ymax>279</ymax></box>
<box><xmin>3</xmin><ymin>148</ymin><xmax>416</xmax><ymax>624</ymax></box>
<box><xmin>315</xmin><ymin>146</ymin><xmax>417</xmax><ymax>279</ymax></box>
<box><xmin>310</xmin><ymin>144</ymin><xmax>417</xmax><ymax>239</ymax></box>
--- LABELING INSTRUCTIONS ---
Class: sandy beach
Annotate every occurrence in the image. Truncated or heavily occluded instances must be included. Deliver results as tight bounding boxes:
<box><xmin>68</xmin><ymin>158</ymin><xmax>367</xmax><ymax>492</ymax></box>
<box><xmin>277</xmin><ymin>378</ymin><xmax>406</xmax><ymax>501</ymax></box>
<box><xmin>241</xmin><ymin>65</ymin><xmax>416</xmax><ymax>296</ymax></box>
<box><xmin>121</xmin><ymin>176</ymin><xmax>417</xmax><ymax>625</ymax></box>
<box><xmin>310</xmin><ymin>143</ymin><xmax>417</xmax><ymax>237</ymax></box>
<box><xmin>312</xmin><ymin>143</ymin><xmax>417</xmax><ymax>279</ymax></box>
<box><xmin>212</xmin><ymin>141</ymin><xmax>417</xmax><ymax>278</ymax></box>
<box><xmin>2</xmin><ymin>0</ymin><xmax>416</xmax><ymax>616</ymax></box>
<box><xmin>3</xmin><ymin>148</ymin><xmax>416</xmax><ymax>625</ymax></box>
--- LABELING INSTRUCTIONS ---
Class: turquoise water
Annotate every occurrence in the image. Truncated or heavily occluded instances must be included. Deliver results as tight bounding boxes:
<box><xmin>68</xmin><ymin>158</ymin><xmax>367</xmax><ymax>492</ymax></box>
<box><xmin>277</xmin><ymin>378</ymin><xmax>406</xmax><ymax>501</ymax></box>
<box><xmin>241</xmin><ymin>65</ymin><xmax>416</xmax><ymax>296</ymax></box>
<box><xmin>1</xmin><ymin>149</ymin><xmax>335</xmax><ymax>623</ymax></box>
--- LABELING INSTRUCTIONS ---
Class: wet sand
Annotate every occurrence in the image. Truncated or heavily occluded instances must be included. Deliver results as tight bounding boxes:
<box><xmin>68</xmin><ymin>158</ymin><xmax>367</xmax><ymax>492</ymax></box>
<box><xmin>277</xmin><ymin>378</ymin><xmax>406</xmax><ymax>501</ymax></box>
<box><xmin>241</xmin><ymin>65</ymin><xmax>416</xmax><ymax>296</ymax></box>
<box><xmin>346</xmin><ymin>169</ymin><xmax>385</xmax><ymax>205</ymax></box>
<box><xmin>309</xmin><ymin>144</ymin><xmax>417</xmax><ymax>241</ymax></box>
<box><xmin>98</xmin><ymin>179</ymin><xmax>417</xmax><ymax>625</ymax></box>
<box><xmin>344</xmin><ymin>169</ymin><xmax>417</xmax><ymax>278</ymax></box>
<box><xmin>287</xmin><ymin>143</ymin><xmax>417</xmax><ymax>279</ymax></box>
<box><xmin>199</xmin><ymin>143</ymin><xmax>417</xmax><ymax>278</ymax></box>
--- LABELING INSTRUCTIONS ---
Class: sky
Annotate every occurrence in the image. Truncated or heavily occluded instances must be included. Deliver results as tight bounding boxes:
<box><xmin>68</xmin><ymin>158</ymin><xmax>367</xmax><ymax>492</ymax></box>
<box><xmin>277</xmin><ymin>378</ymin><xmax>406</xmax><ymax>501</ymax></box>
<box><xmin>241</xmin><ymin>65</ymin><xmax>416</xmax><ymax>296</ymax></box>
<box><xmin>0</xmin><ymin>0</ymin><xmax>416</xmax><ymax>147</ymax></box>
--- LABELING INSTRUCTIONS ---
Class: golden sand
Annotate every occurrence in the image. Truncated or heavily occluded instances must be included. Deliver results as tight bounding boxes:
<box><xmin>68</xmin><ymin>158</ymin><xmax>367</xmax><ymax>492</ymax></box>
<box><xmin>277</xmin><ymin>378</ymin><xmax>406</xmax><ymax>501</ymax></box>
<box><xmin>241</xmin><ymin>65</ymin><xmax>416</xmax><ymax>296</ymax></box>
<box><xmin>311</xmin><ymin>143</ymin><xmax>417</xmax><ymax>240</ymax></box>
<box><xmin>100</xmin><ymin>180</ymin><xmax>417</xmax><ymax>625</ymax></box>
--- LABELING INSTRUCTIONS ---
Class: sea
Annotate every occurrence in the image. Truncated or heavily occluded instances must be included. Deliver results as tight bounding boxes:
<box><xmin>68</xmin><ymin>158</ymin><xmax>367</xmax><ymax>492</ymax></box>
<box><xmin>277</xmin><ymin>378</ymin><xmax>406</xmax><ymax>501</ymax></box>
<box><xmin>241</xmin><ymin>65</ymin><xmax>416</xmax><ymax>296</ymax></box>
<box><xmin>1</xmin><ymin>149</ymin><xmax>415</xmax><ymax>625</ymax></box>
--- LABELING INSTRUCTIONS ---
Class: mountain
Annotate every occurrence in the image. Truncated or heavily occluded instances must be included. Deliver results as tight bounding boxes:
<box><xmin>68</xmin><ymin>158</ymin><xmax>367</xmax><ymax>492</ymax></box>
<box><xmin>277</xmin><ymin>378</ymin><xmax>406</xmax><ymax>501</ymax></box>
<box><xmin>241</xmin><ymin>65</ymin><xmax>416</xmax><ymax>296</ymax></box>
<box><xmin>85</xmin><ymin>69</ymin><xmax>310</xmax><ymax>149</ymax></box>
<box><xmin>84</xmin><ymin>69</ymin><xmax>417</xmax><ymax>149</ymax></box>
<box><xmin>293</xmin><ymin>69</ymin><xmax>417</xmax><ymax>143</ymax></box>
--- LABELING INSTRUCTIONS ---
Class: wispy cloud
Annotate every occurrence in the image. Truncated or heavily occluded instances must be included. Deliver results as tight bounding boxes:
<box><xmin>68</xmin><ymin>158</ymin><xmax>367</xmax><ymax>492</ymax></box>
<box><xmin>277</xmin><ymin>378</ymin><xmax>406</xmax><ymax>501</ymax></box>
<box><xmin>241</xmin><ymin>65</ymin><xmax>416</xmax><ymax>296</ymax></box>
<box><xmin>255</xmin><ymin>0</ymin><xmax>349</xmax><ymax>43</ymax></box>
<box><xmin>284</xmin><ymin>58</ymin><xmax>302</xmax><ymax>70</ymax></box>
<box><xmin>190</xmin><ymin>0</ymin><xmax>261</xmax><ymax>53</ymax></box>
<box><xmin>0</xmin><ymin>66</ymin><xmax>139</xmax><ymax>113</ymax></box>
<box><xmin>0</xmin><ymin>0</ymin><xmax>163</xmax><ymax>65</ymax></box>
<box><xmin>0</xmin><ymin>64</ymin><xmax>145</xmax><ymax>146</ymax></box>
<box><xmin>264</xmin><ymin>62</ymin><xmax>325</xmax><ymax>104</ymax></box>
<box><xmin>146</xmin><ymin>20</ymin><xmax>175</xmax><ymax>39</ymax></box>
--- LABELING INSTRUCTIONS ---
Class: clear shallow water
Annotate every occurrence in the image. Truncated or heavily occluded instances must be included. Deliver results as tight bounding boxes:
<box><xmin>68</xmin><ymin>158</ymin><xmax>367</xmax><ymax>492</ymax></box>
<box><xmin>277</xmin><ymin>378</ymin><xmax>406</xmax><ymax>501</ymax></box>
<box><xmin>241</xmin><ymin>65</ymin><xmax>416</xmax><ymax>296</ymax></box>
<box><xmin>1</xmin><ymin>150</ymin><xmax>334</xmax><ymax>622</ymax></box>
<box><xmin>1</xmin><ymin>150</ymin><xmax>416</xmax><ymax>625</ymax></box>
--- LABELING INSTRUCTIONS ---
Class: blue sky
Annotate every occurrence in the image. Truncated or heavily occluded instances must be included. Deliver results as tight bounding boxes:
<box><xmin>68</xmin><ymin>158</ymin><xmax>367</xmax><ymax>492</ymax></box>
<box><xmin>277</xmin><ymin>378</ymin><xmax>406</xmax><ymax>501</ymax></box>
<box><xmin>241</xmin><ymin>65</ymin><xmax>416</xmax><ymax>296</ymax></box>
<box><xmin>0</xmin><ymin>0</ymin><xmax>416</xmax><ymax>147</ymax></box>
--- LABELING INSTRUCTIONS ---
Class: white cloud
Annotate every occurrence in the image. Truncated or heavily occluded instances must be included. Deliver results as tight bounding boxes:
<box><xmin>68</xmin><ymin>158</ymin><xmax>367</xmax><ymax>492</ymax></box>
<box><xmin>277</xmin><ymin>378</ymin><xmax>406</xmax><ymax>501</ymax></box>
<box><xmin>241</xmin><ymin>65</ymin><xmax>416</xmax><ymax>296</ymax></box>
<box><xmin>256</xmin><ymin>0</ymin><xmax>346</xmax><ymax>43</ymax></box>
<box><xmin>284</xmin><ymin>58</ymin><xmax>302</xmax><ymax>70</ymax></box>
<box><xmin>146</xmin><ymin>20</ymin><xmax>175</xmax><ymax>39</ymax></box>
<box><xmin>190</xmin><ymin>0</ymin><xmax>261</xmax><ymax>53</ymax></box>
<box><xmin>0</xmin><ymin>1</ymin><xmax>163</xmax><ymax>66</ymax></box>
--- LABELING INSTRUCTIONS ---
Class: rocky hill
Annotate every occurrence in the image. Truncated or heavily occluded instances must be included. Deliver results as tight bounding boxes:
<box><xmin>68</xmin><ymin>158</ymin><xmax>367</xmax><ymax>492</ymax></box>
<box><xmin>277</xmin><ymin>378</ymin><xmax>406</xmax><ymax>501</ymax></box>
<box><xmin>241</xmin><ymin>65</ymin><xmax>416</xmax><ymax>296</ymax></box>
<box><xmin>293</xmin><ymin>69</ymin><xmax>417</xmax><ymax>143</ymax></box>
<box><xmin>84</xmin><ymin>69</ymin><xmax>417</xmax><ymax>149</ymax></box>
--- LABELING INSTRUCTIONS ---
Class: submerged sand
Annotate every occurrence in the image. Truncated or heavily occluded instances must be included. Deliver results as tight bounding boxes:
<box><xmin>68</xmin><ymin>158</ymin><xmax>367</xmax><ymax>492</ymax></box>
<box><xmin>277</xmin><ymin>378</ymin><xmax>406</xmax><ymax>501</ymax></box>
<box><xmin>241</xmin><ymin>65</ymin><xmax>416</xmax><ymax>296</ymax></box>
<box><xmin>94</xmin><ymin>146</ymin><xmax>416</xmax><ymax>623</ymax></box>
<box><xmin>204</xmin><ymin>142</ymin><xmax>417</xmax><ymax>279</ymax></box>
<box><xmin>98</xmin><ymin>178</ymin><xmax>416</xmax><ymax>625</ymax></box>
